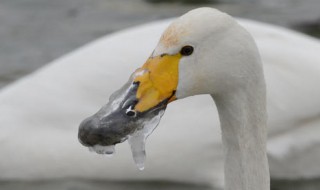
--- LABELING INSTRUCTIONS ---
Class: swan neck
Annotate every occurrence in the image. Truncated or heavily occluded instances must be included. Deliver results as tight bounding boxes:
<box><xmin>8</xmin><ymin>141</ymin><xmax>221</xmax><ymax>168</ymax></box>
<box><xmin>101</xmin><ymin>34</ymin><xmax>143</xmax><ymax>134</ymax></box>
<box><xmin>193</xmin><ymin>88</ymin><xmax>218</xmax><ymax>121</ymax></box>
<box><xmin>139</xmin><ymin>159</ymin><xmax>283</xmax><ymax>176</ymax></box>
<box><xmin>212</xmin><ymin>80</ymin><xmax>270</xmax><ymax>190</ymax></box>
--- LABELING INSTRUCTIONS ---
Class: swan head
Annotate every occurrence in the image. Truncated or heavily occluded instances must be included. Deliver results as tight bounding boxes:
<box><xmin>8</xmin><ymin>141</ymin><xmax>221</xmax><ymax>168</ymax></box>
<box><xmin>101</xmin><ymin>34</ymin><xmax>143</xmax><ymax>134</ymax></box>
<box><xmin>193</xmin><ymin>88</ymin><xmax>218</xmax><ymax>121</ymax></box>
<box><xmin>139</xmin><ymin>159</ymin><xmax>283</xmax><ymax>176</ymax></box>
<box><xmin>78</xmin><ymin>8</ymin><xmax>261</xmax><ymax>153</ymax></box>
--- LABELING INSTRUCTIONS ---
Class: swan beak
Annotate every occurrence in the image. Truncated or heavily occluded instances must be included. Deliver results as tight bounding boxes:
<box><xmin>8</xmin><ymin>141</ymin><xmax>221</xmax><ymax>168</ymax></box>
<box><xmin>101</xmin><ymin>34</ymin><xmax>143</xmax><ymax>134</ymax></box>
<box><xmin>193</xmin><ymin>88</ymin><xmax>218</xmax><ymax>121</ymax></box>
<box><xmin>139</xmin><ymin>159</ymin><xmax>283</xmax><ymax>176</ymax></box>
<box><xmin>132</xmin><ymin>53</ymin><xmax>182</xmax><ymax>112</ymax></box>
<box><xmin>78</xmin><ymin>54</ymin><xmax>182</xmax><ymax>148</ymax></box>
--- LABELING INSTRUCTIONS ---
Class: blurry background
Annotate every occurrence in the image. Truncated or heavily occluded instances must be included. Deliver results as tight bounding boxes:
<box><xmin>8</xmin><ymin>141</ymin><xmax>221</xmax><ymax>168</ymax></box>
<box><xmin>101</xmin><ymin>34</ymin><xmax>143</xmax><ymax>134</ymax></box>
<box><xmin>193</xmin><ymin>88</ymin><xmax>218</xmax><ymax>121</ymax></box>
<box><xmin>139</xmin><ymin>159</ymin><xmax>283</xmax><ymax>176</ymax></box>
<box><xmin>0</xmin><ymin>0</ymin><xmax>320</xmax><ymax>189</ymax></box>
<box><xmin>0</xmin><ymin>0</ymin><xmax>319</xmax><ymax>89</ymax></box>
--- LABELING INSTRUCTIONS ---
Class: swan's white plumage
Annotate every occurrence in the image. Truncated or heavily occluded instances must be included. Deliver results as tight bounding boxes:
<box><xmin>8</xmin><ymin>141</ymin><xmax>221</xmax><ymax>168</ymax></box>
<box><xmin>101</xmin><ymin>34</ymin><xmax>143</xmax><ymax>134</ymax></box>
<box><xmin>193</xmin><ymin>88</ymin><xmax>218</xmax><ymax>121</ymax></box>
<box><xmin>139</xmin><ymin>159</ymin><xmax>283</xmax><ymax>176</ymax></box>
<box><xmin>0</xmin><ymin>14</ymin><xmax>320</xmax><ymax>187</ymax></box>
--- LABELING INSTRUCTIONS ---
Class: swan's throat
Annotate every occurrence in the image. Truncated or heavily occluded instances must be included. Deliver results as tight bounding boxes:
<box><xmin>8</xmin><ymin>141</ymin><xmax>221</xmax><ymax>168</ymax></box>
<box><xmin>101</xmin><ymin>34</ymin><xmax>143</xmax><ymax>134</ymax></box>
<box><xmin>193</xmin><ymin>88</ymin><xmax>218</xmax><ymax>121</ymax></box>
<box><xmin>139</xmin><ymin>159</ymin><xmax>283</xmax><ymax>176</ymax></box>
<box><xmin>213</xmin><ymin>83</ymin><xmax>270</xmax><ymax>190</ymax></box>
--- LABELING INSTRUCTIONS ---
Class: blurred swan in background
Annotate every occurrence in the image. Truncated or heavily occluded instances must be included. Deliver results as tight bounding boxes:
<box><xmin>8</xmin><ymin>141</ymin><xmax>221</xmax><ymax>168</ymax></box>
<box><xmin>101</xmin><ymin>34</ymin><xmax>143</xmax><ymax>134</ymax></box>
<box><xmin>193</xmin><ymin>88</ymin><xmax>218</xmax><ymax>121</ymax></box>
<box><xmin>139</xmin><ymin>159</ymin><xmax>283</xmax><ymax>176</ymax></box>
<box><xmin>0</xmin><ymin>8</ymin><xmax>320</xmax><ymax>189</ymax></box>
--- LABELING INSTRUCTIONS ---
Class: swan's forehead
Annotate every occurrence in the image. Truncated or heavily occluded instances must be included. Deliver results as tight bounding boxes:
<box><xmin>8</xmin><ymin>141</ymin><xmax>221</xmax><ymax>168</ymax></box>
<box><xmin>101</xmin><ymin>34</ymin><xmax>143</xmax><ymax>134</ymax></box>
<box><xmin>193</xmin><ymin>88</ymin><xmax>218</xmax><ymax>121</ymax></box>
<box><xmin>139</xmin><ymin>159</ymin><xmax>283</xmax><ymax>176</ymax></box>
<box><xmin>155</xmin><ymin>21</ymin><xmax>197</xmax><ymax>54</ymax></box>
<box><xmin>159</xmin><ymin>23</ymin><xmax>189</xmax><ymax>49</ymax></box>
<box><xmin>154</xmin><ymin>8</ymin><xmax>234</xmax><ymax>55</ymax></box>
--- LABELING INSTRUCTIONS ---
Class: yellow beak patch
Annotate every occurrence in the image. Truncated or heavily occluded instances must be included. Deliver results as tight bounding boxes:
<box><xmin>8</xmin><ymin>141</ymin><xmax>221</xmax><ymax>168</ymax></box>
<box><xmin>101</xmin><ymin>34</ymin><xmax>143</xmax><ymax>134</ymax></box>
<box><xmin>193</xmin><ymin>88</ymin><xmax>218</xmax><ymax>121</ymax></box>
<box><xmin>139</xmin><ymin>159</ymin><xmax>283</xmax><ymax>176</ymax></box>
<box><xmin>133</xmin><ymin>54</ymin><xmax>182</xmax><ymax>112</ymax></box>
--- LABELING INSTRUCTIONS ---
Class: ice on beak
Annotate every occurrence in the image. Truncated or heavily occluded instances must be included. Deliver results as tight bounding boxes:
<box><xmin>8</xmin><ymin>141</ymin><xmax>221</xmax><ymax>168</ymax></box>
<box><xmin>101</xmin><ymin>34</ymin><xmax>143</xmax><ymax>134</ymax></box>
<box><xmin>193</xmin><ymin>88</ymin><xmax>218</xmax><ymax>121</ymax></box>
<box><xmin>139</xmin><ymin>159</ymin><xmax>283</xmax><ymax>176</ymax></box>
<box><xmin>78</xmin><ymin>71</ymin><xmax>167</xmax><ymax>170</ymax></box>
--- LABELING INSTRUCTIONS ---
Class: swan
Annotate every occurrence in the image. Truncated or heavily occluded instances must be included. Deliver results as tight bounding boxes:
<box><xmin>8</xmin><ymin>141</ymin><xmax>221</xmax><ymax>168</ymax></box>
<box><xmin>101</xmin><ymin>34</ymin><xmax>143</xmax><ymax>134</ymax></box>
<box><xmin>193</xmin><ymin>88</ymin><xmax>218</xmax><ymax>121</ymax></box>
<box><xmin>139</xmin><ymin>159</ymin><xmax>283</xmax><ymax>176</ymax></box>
<box><xmin>0</xmin><ymin>7</ymin><xmax>320</xmax><ymax>189</ymax></box>
<box><xmin>79</xmin><ymin>7</ymin><xmax>269</xmax><ymax>190</ymax></box>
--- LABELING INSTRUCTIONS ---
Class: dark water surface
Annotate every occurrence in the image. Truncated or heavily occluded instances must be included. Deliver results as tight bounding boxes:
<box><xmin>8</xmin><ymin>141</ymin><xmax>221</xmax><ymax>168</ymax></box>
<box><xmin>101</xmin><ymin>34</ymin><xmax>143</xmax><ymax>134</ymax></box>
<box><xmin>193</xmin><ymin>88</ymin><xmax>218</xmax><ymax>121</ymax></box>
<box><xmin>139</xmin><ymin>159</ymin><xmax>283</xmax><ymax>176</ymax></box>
<box><xmin>1</xmin><ymin>178</ymin><xmax>320</xmax><ymax>190</ymax></box>
<box><xmin>271</xmin><ymin>179</ymin><xmax>320</xmax><ymax>190</ymax></box>
<box><xmin>0</xmin><ymin>180</ymin><xmax>213</xmax><ymax>190</ymax></box>
<box><xmin>1</xmin><ymin>0</ymin><xmax>320</xmax><ymax>189</ymax></box>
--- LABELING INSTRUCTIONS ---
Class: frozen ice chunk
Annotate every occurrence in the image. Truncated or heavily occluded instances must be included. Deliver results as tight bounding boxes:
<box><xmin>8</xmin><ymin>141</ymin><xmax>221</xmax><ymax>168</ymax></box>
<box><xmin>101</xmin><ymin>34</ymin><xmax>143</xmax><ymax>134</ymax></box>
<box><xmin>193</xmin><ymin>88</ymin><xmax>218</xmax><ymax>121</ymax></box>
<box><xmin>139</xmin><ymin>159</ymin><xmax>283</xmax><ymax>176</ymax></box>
<box><xmin>128</xmin><ymin>110</ymin><xmax>164</xmax><ymax>170</ymax></box>
<box><xmin>90</xmin><ymin>144</ymin><xmax>115</xmax><ymax>155</ymax></box>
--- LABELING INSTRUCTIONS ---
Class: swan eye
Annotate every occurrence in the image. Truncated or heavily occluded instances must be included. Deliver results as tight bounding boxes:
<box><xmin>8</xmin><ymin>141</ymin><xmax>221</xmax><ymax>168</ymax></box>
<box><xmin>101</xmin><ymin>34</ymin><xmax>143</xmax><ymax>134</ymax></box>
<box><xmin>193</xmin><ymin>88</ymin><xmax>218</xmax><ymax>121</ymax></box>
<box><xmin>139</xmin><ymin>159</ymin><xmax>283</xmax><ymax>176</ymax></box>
<box><xmin>180</xmin><ymin>45</ymin><xmax>194</xmax><ymax>56</ymax></box>
<box><xmin>126</xmin><ymin>109</ymin><xmax>137</xmax><ymax>117</ymax></box>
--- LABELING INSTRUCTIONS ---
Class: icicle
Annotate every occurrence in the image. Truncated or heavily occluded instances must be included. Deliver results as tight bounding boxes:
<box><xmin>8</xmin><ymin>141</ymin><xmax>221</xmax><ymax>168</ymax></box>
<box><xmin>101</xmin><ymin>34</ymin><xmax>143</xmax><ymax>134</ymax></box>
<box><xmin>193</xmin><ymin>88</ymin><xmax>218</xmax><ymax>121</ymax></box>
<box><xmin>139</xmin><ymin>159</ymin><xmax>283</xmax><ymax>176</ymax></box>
<box><xmin>128</xmin><ymin>134</ymin><xmax>146</xmax><ymax>170</ymax></box>
<box><xmin>90</xmin><ymin>144</ymin><xmax>115</xmax><ymax>156</ymax></box>
<box><xmin>128</xmin><ymin>110</ymin><xmax>164</xmax><ymax>170</ymax></box>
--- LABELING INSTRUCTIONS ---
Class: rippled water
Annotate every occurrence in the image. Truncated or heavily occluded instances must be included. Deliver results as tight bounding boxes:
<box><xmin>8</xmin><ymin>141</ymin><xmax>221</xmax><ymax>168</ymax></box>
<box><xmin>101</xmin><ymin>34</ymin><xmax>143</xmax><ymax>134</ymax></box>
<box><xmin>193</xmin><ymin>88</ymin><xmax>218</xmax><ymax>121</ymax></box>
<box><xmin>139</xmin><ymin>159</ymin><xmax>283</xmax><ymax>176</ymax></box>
<box><xmin>1</xmin><ymin>0</ymin><xmax>320</xmax><ymax>189</ymax></box>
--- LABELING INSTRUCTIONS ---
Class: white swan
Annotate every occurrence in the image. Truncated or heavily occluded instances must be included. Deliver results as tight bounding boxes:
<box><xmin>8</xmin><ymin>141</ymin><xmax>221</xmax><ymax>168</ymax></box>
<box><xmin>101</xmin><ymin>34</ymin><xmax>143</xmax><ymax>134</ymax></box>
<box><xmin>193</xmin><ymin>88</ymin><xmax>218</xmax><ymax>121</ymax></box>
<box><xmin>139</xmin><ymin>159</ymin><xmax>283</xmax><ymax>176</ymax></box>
<box><xmin>0</xmin><ymin>7</ymin><xmax>320</xmax><ymax>189</ymax></box>
<box><xmin>79</xmin><ymin>7</ymin><xmax>270</xmax><ymax>190</ymax></box>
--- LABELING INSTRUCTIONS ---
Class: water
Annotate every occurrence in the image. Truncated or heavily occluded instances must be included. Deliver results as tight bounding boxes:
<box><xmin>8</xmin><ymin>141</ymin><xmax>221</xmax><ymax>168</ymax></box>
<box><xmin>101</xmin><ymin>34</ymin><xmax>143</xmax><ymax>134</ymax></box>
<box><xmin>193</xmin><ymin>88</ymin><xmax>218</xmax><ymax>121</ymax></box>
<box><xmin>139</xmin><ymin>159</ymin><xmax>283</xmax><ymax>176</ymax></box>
<box><xmin>0</xmin><ymin>180</ymin><xmax>213</xmax><ymax>190</ymax></box>
<box><xmin>0</xmin><ymin>0</ymin><xmax>319</xmax><ymax>89</ymax></box>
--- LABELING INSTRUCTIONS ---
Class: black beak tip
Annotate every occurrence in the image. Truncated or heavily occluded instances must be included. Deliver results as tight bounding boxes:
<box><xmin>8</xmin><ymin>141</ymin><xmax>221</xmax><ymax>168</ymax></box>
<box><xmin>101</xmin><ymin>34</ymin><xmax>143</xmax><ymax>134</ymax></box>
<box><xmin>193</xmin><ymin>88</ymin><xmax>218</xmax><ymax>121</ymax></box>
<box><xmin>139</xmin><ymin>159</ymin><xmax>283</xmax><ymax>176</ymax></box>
<box><xmin>78</xmin><ymin>116</ymin><xmax>99</xmax><ymax>147</ymax></box>
<box><xmin>78</xmin><ymin>115</ymin><xmax>127</xmax><ymax>147</ymax></box>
